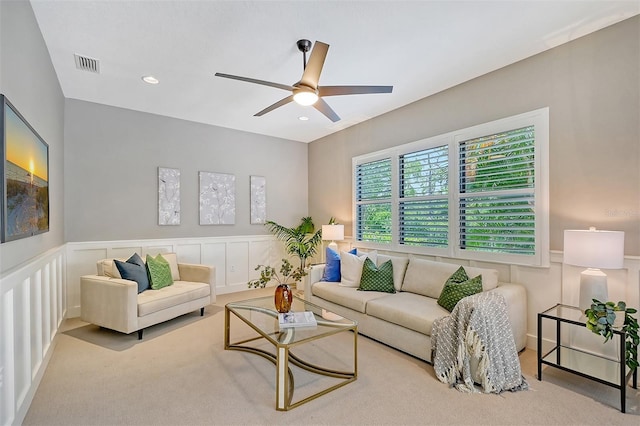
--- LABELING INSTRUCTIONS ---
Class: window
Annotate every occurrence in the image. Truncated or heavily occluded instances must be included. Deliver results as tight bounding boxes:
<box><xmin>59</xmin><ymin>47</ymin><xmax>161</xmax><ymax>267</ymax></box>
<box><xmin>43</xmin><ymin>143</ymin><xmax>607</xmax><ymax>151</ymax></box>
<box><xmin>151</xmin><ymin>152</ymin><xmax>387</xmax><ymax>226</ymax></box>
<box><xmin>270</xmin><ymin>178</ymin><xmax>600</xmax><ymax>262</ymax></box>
<box><xmin>399</xmin><ymin>145</ymin><xmax>449</xmax><ymax>248</ymax></box>
<box><xmin>355</xmin><ymin>158</ymin><xmax>392</xmax><ymax>243</ymax></box>
<box><xmin>353</xmin><ymin>108</ymin><xmax>549</xmax><ymax>266</ymax></box>
<box><xmin>458</xmin><ymin>126</ymin><xmax>536</xmax><ymax>255</ymax></box>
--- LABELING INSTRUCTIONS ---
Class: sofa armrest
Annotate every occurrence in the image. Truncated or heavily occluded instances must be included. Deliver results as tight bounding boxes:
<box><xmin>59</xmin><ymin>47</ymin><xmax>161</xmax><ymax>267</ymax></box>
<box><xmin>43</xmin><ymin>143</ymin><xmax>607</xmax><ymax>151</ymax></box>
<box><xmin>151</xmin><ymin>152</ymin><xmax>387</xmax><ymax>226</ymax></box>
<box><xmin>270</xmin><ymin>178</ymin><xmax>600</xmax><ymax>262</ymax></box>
<box><xmin>80</xmin><ymin>275</ymin><xmax>138</xmax><ymax>334</ymax></box>
<box><xmin>178</xmin><ymin>263</ymin><xmax>216</xmax><ymax>302</ymax></box>
<box><xmin>305</xmin><ymin>264</ymin><xmax>326</xmax><ymax>301</ymax></box>
<box><xmin>488</xmin><ymin>283</ymin><xmax>527</xmax><ymax>351</ymax></box>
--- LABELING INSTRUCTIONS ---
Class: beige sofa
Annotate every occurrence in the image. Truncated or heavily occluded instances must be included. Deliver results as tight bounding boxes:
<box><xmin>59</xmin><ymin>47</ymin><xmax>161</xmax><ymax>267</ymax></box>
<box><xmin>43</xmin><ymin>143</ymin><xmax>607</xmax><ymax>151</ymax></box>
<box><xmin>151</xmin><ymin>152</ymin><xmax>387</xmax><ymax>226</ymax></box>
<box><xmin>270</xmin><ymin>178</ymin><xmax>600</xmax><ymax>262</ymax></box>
<box><xmin>81</xmin><ymin>255</ymin><xmax>215</xmax><ymax>339</ymax></box>
<box><xmin>304</xmin><ymin>254</ymin><xmax>527</xmax><ymax>363</ymax></box>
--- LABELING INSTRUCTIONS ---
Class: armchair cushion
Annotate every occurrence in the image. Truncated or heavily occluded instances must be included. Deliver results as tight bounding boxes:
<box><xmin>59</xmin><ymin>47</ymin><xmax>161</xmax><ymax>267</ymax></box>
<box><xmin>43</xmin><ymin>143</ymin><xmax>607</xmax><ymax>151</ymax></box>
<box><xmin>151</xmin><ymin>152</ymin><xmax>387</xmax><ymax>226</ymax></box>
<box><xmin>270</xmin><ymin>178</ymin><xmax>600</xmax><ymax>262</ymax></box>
<box><xmin>159</xmin><ymin>252</ymin><xmax>181</xmax><ymax>280</ymax></box>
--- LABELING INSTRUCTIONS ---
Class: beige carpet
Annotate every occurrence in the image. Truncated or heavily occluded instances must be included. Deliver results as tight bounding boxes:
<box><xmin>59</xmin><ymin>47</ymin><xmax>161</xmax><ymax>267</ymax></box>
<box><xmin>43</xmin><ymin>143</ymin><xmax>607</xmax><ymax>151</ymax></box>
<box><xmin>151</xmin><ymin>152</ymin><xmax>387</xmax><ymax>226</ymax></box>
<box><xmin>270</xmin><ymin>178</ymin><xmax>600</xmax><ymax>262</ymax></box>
<box><xmin>23</xmin><ymin>288</ymin><xmax>639</xmax><ymax>425</ymax></box>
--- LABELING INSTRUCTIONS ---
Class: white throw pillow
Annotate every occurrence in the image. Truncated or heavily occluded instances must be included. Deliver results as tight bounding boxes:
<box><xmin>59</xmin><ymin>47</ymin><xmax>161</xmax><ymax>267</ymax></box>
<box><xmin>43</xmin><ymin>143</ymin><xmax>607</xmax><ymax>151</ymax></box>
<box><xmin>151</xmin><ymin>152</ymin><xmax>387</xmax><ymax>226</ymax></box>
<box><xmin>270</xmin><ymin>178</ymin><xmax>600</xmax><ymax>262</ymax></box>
<box><xmin>339</xmin><ymin>250</ymin><xmax>378</xmax><ymax>287</ymax></box>
<box><xmin>98</xmin><ymin>258</ymin><xmax>125</xmax><ymax>278</ymax></box>
<box><xmin>339</xmin><ymin>251</ymin><xmax>367</xmax><ymax>287</ymax></box>
<box><xmin>158</xmin><ymin>253</ymin><xmax>181</xmax><ymax>281</ymax></box>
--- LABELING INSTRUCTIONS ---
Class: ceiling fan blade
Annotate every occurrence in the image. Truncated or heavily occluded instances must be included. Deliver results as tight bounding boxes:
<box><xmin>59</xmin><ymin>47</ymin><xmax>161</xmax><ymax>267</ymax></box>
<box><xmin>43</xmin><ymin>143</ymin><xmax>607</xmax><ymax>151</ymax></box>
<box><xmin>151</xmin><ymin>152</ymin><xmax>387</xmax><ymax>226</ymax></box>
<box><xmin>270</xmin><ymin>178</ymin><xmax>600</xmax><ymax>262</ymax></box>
<box><xmin>254</xmin><ymin>95</ymin><xmax>294</xmax><ymax>117</ymax></box>
<box><xmin>313</xmin><ymin>98</ymin><xmax>340</xmax><ymax>122</ymax></box>
<box><xmin>299</xmin><ymin>41</ymin><xmax>329</xmax><ymax>89</ymax></box>
<box><xmin>215</xmin><ymin>73</ymin><xmax>293</xmax><ymax>92</ymax></box>
<box><xmin>319</xmin><ymin>85</ymin><xmax>394</xmax><ymax>97</ymax></box>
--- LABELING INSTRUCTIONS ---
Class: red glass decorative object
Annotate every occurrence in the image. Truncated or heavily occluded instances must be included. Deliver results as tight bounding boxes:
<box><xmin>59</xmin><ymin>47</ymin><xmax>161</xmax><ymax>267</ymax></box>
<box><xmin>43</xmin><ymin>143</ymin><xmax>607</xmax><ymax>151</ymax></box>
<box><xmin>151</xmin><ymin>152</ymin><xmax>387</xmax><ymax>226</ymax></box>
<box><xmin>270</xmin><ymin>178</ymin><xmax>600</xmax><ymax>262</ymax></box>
<box><xmin>274</xmin><ymin>283</ymin><xmax>292</xmax><ymax>313</ymax></box>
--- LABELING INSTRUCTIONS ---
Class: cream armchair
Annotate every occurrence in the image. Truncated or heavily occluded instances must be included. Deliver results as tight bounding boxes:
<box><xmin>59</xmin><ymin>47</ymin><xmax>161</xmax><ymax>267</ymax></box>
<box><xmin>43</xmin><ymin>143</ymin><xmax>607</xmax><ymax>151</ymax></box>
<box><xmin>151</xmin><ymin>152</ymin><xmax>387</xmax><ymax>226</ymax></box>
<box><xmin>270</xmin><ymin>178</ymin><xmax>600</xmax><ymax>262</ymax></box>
<box><xmin>81</xmin><ymin>256</ymin><xmax>215</xmax><ymax>339</ymax></box>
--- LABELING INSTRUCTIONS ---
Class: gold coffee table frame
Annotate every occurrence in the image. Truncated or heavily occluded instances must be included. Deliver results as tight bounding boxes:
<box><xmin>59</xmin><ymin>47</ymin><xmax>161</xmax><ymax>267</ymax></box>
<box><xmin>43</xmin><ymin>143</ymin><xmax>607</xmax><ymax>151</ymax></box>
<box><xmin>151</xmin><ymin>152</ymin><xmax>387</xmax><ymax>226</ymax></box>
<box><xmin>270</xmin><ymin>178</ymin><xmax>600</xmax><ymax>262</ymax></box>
<box><xmin>225</xmin><ymin>295</ymin><xmax>358</xmax><ymax>411</ymax></box>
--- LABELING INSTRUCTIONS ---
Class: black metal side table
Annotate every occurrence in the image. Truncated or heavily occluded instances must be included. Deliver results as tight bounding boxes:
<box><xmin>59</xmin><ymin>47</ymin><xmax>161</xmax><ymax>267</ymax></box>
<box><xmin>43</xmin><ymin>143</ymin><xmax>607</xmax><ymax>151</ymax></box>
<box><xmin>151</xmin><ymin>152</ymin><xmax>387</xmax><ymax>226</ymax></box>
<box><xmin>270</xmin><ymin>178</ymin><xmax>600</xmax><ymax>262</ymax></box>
<box><xmin>537</xmin><ymin>304</ymin><xmax>638</xmax><ymax>413</ymax></box>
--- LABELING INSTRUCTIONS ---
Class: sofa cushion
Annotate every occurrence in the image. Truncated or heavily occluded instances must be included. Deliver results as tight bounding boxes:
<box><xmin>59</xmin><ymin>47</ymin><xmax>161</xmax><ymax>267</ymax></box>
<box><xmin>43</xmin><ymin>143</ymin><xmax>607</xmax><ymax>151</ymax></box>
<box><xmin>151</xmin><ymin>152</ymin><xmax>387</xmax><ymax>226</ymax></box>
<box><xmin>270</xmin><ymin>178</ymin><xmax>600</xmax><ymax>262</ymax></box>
<box><xmin>402</xmin><ymin>258</ymin><xmax>498</xmax><ymax>298</ymax></box>
<box><xmin>159</xmin><ymin>252</ymin><xmax>181</xmax><ymax>281</ymax></box>
<box><xmin>146</xmin><ymin>254</ymin><xmax>174</xmax><ymax>290</ymax></box>
<box><xmin>340</xmin><ymin>250</ymin><xmax>377</xmax><ymax>287</ymax></box>
<box><xmin>114</xmin><ymin>254</ymin><xmax>150</xmax><ymax>293</ymax></box>
<box><xmin>358</xmin><ymin>258</ymin><xmax>395</xmax><ymax>293</ymax></box>
<box><xmin>311</xmin><ymin>281</ymin><xmax>388</xmax><ymax>313</ymax></box>
<box><xmin>437</xmin><ymin>271</ymin><xmax>483</xmax><ymax>312</ymax></box>
<box><xmin>322</xmin><ymin>247</ymin><xmax>357</xmax><ymax>282</ymax></box>
<box><xmin>138</xmin><ymin>281</ymin><xmax>210</xmax><ymax>316</ymax></box>
<box><xmin>377</xmin><ymin>254</ymin><xmax>409</xmax><ymax>292</ymax></box>
<box><xmin>98</xmin><ymin>258</ymin><xmax>125</xmax><ymax>278</ymax></box>
<box><xmin>366</xmin><ymin>292</ymin><xmax>449</xmax><ymax>336</ymax></box>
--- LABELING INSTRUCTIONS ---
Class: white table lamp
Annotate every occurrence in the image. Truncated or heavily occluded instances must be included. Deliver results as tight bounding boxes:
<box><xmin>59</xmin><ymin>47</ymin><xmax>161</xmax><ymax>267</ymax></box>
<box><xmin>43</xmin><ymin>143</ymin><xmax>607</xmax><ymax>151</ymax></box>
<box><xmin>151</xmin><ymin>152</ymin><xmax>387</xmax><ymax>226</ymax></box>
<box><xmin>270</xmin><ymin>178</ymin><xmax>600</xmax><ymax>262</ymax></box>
<box><xmin>322</xmin><ymin>224</ymin><xmax>344</xmax><ymax>252</ymax></box>
<box><xmin>563</xmin><ymin>227</ymin><xmax>624</xmax><ymax>310</ymax></box>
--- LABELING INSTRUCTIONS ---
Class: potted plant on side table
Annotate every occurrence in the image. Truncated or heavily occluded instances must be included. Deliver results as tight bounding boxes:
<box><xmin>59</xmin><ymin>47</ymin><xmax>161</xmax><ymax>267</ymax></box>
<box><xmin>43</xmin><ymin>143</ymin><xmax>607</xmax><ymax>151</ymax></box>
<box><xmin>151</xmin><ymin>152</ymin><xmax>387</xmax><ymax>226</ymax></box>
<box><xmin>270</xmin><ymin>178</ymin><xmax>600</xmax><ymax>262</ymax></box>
<box><xmin>584</xmin><ymin>299</ymin><xmax>639</xmax><ymax>371</ymax></box>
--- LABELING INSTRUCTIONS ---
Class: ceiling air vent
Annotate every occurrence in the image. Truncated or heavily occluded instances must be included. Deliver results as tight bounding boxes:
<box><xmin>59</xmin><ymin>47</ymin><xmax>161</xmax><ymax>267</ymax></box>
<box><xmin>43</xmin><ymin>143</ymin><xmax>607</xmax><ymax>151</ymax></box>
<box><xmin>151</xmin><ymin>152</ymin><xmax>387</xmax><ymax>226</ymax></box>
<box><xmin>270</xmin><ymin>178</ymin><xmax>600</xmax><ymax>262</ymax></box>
<box><xmin>74</xmin><ymin>54</ymin><xmax>100</xmax><ymax>73</ymax></box>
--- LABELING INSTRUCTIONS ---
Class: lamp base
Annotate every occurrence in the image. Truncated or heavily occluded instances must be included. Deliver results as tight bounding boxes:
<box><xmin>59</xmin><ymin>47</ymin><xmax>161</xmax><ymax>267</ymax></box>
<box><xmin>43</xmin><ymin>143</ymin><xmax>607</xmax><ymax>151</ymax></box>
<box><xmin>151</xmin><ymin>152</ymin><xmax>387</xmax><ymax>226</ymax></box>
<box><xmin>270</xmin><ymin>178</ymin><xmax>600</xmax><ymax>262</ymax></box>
<box><xmin>328</xmin><ymin>241</ymin><xmax>338</xmax><ymax>252</ymax></box>
<box><xmin>578</xmin><ymin>268</ymin><xmax>608</xmax><ymax>312</ymax></box>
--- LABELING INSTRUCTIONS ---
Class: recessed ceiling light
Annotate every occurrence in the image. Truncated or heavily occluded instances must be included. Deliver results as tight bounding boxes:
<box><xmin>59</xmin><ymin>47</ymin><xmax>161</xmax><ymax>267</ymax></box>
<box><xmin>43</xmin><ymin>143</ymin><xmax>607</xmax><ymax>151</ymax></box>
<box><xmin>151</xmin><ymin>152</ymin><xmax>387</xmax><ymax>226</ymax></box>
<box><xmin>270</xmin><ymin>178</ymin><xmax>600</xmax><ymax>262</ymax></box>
<box><xmin>142</xmin><ymin>75</ymin><xmax>159</xmax><ymax>85</ymax></box>
<box><xmin>298</xmin><ymin>116</ymin><xmax>309</xmax><ymax>121</ymax></box>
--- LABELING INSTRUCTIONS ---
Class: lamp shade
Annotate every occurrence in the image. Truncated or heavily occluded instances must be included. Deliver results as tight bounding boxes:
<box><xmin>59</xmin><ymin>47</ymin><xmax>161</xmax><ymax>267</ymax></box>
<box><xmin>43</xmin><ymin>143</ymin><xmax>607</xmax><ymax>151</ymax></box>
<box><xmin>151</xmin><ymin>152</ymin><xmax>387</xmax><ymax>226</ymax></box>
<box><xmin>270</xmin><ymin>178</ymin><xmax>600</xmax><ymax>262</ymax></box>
<box><xmin>563</xmin><ymin>228</ymin><xmax>624</xmax><ymax>269</ymax></box>
<box><xmin>322</xmin><ymin>224</ymin><xmax>344</xmax><ymax>241</ymax></box>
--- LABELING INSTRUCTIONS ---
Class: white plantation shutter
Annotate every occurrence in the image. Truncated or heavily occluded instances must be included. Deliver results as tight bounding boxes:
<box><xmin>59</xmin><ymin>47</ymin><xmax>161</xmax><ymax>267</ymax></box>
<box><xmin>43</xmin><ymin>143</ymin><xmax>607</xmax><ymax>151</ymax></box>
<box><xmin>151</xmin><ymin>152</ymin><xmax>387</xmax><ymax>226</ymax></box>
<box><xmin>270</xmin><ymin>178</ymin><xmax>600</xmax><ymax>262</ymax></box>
<box><xmin>355</xmin><ymin>158</ymin><xmax>392</xmax><ymax>243</ymax></box>
<box><xmin>352</xmin><ymin>108</ymin><xmax>548</xmax><ymax>265</ymax></box>
<box><xmin>458</xmin><ymin>126</ymin><xmax>536</xmax><ymax>255</ymax></box>
<box><xmin>399</xmin><ymin>145</ymin><xmax>448</xmax><ymax>247</ymax></box>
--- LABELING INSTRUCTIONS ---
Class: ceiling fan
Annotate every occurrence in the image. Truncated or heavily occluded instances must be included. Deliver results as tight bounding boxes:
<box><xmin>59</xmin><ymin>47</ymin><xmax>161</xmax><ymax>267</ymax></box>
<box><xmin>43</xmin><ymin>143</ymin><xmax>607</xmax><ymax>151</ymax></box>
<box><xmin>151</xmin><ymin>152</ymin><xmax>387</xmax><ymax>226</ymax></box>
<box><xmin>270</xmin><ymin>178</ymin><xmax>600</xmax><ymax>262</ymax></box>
<box><xmin>215</xmin><ymin>39</ymin><xmax>393</xmax><ymax>122</ymax></box>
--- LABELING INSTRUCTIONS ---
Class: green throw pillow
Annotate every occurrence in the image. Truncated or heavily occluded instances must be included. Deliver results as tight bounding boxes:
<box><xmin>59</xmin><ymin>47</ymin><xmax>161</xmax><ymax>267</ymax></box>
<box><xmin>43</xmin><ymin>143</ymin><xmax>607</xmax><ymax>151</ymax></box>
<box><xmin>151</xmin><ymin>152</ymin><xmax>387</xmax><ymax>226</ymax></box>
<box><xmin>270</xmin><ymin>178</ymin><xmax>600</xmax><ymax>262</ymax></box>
<box><xmin>146</xmin><ymin>254</ymin><xmax>174</xmax><ymax>290</ymax></box>
<box><xmin>448</xmin><ymin>265</ymin><xmax>469</xmax><ymax>284</ymax></box>
<box><xmin>437</xmin><ymin>269</ymin><xmax>483</xmax><ymax>312</ymax></box>
<box><xmin>358</xmin><ymin>258</ymin><xmax>395</xmax><ymax>293</ymax></box>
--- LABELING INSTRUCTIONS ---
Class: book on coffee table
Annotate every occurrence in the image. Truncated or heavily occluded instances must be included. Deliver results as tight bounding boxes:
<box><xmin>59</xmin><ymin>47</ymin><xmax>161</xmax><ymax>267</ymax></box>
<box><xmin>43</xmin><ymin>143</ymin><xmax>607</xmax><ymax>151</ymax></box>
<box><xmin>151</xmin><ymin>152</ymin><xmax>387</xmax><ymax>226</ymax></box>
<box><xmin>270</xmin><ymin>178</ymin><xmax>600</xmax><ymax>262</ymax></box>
<box><xmin>278</xmin><ymin>311</ymin><xmax>317</xmax><ymax>328</ymax></box>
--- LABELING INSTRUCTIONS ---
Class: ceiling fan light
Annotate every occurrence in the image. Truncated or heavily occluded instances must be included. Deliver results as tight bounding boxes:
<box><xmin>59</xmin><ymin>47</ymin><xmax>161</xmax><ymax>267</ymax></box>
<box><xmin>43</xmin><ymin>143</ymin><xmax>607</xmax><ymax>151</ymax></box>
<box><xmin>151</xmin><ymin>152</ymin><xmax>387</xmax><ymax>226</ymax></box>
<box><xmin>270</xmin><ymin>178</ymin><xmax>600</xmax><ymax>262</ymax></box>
<box><xmin>293</xmin><ymin>91</ymin><xmax>318</xmax><ymax>106</ymax></box>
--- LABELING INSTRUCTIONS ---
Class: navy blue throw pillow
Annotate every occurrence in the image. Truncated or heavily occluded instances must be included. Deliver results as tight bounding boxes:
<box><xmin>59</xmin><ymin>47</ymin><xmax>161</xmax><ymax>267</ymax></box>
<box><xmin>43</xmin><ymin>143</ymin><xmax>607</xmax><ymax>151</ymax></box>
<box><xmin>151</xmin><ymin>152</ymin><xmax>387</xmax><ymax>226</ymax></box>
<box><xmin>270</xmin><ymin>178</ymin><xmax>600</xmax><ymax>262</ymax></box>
<box><xmin>114</xmin><ymin>253</ymin><xmax>150</xmax><ymax>293</ymax></box>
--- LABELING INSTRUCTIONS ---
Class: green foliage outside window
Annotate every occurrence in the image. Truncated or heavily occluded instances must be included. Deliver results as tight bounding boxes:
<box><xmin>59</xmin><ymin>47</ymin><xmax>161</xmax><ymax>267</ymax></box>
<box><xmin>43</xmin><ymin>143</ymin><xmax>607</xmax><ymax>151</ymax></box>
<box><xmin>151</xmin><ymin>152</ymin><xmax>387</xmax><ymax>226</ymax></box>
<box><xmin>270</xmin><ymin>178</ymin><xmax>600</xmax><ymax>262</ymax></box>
<box><xmin>460</xmin><ymin>126</ymin><xmax>535</xmax><ymax>254</ymax></box>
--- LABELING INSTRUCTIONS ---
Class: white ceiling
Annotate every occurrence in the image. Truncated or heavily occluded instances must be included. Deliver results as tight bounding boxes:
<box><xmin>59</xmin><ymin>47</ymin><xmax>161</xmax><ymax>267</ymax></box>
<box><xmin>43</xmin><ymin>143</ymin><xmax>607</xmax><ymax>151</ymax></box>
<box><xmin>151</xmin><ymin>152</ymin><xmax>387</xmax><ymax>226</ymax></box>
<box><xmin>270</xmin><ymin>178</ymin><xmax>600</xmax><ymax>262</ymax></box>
<box><xmin>30</xmin><ymin>0</ymin><xmax>639</xmax><ymax>143</ymax></box>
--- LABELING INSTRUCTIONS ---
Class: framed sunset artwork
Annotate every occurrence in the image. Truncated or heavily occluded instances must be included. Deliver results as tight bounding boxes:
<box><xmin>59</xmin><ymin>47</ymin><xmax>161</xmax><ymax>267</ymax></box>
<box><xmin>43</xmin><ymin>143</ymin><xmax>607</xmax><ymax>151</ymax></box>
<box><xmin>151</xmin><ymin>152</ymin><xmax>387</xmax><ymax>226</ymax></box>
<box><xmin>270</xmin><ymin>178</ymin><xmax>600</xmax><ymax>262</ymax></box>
<box><xmin>0</xmin><ymin>94</ymin><xmax>49</xmax><ymax>242</ymax></box>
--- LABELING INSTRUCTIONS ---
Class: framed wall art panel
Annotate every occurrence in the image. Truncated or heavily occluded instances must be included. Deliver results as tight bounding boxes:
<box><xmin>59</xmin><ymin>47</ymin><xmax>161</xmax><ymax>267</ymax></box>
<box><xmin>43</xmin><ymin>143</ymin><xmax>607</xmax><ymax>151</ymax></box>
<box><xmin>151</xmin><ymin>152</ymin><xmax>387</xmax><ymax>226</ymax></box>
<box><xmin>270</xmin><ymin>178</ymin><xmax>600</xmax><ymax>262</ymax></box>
<box><xmin>250</xmin><ymin>175</ymin><xmax>266</xmax><ymax>224</ymax></box>
<box><xmin>199</xmin><ymin>171</ymin><xmax>235</xmax><ymax>225</ymax></box>
<box><xmin>1</xmin><ymin>94</ymin><xmax>50</xmax><ymax>242</ymax></box>
<box><xmin>158</xmin><ymin>167</ymin><xmax>180</xmax><ymax>225</ymax></box>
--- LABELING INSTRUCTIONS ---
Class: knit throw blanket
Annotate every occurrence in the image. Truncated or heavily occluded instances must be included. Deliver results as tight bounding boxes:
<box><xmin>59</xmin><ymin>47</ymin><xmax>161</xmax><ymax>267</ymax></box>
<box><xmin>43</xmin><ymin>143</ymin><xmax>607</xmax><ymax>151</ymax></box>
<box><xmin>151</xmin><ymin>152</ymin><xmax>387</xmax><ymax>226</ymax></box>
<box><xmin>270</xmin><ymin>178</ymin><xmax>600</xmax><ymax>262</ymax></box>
<box><xmin>431</xmin><ymin>291</ymin><xmax>528</xmax><ymax>393</ymax></box>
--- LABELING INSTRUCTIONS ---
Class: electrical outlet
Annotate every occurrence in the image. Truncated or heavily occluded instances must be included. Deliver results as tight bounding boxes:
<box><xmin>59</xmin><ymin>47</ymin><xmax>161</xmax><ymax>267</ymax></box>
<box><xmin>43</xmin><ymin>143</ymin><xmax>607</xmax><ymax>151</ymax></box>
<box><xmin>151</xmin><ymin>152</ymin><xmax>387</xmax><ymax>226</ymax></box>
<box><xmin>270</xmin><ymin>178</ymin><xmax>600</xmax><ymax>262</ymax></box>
<box><xmin>230</xmin><ymin>265</ymin><xmax>235</xmax><ymax>272</ymax></box>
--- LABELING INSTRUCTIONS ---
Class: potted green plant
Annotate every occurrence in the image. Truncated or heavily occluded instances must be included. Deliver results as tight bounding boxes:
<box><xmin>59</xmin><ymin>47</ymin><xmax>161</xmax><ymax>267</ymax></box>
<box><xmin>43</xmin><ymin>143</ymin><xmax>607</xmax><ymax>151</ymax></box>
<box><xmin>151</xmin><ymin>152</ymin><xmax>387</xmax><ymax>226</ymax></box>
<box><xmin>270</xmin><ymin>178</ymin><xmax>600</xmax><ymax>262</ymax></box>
<box><xmin>264</xmin><ymin>216</ymin><xmax>323</xmax><ymax>283</ymax></box>
<box><xmin>584</xmin><ymin>299</ymin><xmax>639</xmax><ymax>370</ymax></box>
<box><xmin>248</xmin><ymin>258</ymin><xmax>304</xmax><ymax>313</ymax></box>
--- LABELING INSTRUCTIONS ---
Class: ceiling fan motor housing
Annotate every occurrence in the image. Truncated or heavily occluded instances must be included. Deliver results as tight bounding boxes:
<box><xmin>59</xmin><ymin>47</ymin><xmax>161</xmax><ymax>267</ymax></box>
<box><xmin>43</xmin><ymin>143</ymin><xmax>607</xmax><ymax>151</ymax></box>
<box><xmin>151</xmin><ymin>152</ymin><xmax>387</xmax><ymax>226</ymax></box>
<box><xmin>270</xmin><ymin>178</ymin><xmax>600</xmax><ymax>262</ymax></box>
<box><xmin>297</xmin><ymin>39</ymin><xmax>312</xmax><ymax>53</ymax></box>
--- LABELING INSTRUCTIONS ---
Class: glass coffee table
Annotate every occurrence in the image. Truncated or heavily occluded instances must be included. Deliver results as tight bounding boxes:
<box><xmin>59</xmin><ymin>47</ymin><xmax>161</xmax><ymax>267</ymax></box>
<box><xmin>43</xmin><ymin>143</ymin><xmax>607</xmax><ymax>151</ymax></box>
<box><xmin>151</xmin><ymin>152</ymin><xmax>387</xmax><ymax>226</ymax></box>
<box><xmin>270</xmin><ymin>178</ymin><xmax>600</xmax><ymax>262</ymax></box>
<box><xmin>225</xmin><ymin>295</ymin><xmax>358</xmax><ymax>411</ymax></box>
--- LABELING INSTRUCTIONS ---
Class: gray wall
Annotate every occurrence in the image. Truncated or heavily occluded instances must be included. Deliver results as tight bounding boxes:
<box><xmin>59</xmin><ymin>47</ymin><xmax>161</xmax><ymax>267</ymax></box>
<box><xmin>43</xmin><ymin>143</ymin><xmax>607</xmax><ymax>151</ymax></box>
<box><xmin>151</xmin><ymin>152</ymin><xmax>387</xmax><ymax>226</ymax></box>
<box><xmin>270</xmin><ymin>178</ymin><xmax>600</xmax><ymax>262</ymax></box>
<box><xmin>0</xmin><ymin>0</ymin><xmax>65</xmax><ymax>273</ymax></box>
<box><xmin>64</xmin><ymin>100</ymin><xmax>309</xmax><ymax>242</ymax></box>
<box><xmin>309</xmin><ymin>15</ymin><xmax>640</xmax><ymax>256</ymax></box>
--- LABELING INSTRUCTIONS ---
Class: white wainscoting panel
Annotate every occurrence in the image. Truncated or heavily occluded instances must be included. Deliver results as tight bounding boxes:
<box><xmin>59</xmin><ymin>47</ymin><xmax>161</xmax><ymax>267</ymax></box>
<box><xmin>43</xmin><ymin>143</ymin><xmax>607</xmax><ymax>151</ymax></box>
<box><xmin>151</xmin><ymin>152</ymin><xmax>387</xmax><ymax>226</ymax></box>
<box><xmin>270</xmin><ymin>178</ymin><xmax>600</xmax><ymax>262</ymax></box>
<box><xmin>0</xmin><ymin>245</ymin><xmax>66</xmax><ymax>426</ymax></box>
<box><xmin>201</xmin><ymin>242</ymin><xmax>227</xmax><ymax>292</ymax></box>
<box><xmin>65</xmin><ymin>235</ymin><xmax>280</xmax><ymax>318</ymax></box>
